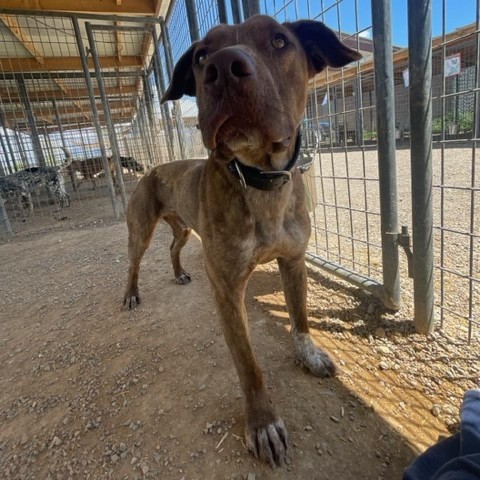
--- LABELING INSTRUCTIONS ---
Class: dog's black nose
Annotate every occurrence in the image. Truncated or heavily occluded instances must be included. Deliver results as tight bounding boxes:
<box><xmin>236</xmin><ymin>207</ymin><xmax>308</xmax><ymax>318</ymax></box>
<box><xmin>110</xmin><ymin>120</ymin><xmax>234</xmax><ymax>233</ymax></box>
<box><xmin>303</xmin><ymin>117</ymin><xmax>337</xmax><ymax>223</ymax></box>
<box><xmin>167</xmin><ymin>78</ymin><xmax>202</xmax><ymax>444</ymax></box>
<box><xmin>204</xmin><ymin>47</ymin><xmax>255</xmax><ymax>86</ymax></box>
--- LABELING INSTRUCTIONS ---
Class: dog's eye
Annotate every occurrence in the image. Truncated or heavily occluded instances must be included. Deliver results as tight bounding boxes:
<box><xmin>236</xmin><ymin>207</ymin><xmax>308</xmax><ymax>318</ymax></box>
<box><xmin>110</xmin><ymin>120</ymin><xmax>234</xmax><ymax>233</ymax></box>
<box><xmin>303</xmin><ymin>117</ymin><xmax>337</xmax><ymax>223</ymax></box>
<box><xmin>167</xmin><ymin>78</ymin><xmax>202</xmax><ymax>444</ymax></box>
<box><xmin>195</xmin><ymin>49</ymin><xmax>208</xmax><ymax>66</ymax></box>
<box><xmin>272</xmin><ymin>34</ymin><xmax>288</xmax><ymax>49</ymax></box>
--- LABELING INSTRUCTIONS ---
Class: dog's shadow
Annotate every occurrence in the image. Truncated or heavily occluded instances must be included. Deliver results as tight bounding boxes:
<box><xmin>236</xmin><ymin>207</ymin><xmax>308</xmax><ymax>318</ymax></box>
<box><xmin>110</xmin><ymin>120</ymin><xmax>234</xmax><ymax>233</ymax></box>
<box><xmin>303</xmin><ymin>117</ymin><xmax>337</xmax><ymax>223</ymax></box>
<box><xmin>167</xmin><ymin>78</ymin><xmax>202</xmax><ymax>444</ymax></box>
<box><xmin>248</xmin><ymin>263</ymin><xmax>415</xmax><ymax>341</ymax></box>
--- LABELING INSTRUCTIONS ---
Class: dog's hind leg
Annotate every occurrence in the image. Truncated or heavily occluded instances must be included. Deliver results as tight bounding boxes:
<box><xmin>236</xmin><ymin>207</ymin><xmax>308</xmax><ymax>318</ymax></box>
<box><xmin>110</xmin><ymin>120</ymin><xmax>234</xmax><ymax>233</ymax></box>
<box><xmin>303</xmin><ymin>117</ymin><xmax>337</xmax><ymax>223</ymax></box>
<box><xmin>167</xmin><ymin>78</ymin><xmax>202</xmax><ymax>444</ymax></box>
<box><xmin>163</xmin><ymin>214</ymin><xmax>192</xmax><ymax>285</ymax></box>
<box><xmin>123</xmin><ymin>195</ymin><xmax>161</xmax><ymax>309</ymax></box>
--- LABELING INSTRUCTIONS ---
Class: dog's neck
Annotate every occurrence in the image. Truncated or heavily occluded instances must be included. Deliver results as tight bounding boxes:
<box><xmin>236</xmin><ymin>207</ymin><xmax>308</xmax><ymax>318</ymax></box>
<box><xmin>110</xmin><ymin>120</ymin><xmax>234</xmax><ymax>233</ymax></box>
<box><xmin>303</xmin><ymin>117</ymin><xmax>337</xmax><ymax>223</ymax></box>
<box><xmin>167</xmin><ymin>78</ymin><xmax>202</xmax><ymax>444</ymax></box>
<box><xmin>223</xmin><ymin>131</ymin><xmax>303</xmax><ymax>191</ymax></box>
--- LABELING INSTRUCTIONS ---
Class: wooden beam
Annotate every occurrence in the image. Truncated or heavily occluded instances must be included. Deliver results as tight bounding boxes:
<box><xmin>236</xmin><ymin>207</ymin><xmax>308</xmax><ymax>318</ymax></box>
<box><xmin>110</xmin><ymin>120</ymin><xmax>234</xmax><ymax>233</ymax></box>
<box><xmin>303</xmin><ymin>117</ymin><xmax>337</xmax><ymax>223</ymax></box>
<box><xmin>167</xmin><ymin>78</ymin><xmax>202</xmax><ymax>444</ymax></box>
<box><xmin>3</xmin><ymin>100</ymin><xmax>136</xmax><ymax>122</ymax></box>
<box><xmin>0</xmin><ymin>85</ymin><xmax>137</xmax><ymax>102</ymax></box>
<box><xmin>0</xmin><ymin>55</ymin><xmax>143</xmax><ymax>73</ymax></box>
<box><xmin>44</xmin><ymin>112</ymin><xmax>135</xmax><ymax>129</ymax></box>
<box><xmin>0</xmin><ymin>0</ymin><xmax>156</xmax><ymax>14</ymax></box>
<box><xmin>0</xmin><ymin>15</ymin><xmax>44</xmax><ymax>64</ymax></box>
<box><xmin>53</xmin><ymin>79</ymin><xmax>92</xmax><ymax>122</ymax></box>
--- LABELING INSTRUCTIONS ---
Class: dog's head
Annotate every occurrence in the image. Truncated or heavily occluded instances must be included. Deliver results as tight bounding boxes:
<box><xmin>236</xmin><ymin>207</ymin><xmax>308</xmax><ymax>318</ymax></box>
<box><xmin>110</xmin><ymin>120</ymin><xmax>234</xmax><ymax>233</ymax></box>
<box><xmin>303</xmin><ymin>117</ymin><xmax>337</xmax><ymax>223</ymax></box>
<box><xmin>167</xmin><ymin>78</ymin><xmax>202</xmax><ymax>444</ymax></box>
<box><xmin>162</xmin><ymin>15</ymin><xmax>361</xmax><ymax>166</ymax></box>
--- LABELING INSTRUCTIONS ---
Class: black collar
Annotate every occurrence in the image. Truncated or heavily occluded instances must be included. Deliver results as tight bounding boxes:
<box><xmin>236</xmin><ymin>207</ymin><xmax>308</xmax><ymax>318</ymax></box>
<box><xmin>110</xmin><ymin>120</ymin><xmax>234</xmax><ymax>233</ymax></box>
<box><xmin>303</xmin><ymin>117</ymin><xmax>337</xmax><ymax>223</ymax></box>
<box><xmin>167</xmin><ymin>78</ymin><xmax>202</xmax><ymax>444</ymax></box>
<box><xmin>227</xmin><ymin>131</ymin><xmax>308</xmax><ymax>191</ymax></box>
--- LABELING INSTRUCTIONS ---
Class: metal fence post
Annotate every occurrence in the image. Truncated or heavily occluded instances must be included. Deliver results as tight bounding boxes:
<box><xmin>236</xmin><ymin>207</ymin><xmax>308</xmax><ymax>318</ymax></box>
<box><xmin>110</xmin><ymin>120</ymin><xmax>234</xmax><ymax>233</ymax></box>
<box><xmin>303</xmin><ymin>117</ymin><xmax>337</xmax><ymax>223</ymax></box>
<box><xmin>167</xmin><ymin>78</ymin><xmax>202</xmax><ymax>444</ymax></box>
<box><xmin>15</xmin><ymin>75</ymin><xmax>47</xmax><ymax>167</ymax></box>
<box><xmin>152</xmin><ymin>24</ymin><xmax>176</xmax><ymax>162</ymax></box>
<box><xmin>0</xmin><ymin>131</ymin><xmax>14</xmax><ymax>174</ymax></box>
<box><xmin>242</xmin><ymin>0</ymin><xmax>260</xmax><ymax>19</ymax></box>
<box><xmin>0</xmin><ymin>194</ymin><xmax>12</xmax><ymax>238</ymax></box>
<box><xmin>160</xmin><ymin>18</ymin><xmax>187</xmax><ymax>160</ymax></box>
<box><xmin>185</xmin><ymin>0</ymin><xmax>200</xmax><ymax>43</ymax></box>
<box><xmin>217</xmin><ymin>0</ymin><xmax>228</xmax><ymax>23</ymax></box>
<box><xmin>14</xmin><ymin>125</ymin><xmax>27</xmax><ymax>168</ymax></box>
<box><xmin>371</xmin><ymin>0</ymin><xmax>400</xmax><ymax>310</ymax></box>
<box><xmin>408</xmin><ymin>0</ymin><xmax>435</xmax><ymax>334</ymax></box>
<box><xmin>138</xmin><ymin>99</ymin><xmax>155</xmax><ymax>166</ymax></box>
<box><xmin>0</xmin><ymin>117</ymin><xmax>18</xmax><ymax>172</ymax></box>
<box><xmin>85</xmin><ymin>22</ymin><xmax>128</xmax><ymax>214</ymax></box>
<box><xmin>71</xmin><ymin>17</ymin><xmax>119</xmax><ymax>219</ymax></box>
<box><xmin>231</xmin><ymin>0</ymin><xmax>242</xmax><ymax>24</ymax></box>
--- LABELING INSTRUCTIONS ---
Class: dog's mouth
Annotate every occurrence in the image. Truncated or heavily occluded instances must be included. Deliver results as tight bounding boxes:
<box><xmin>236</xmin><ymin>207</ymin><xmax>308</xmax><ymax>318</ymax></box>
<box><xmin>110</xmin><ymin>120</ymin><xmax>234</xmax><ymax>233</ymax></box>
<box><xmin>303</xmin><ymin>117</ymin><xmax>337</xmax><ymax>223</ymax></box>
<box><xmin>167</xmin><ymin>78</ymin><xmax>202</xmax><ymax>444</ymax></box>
<box><xmin>205</xmin><ymin>114</ymin><xmax>293</xmax><ymax>159</ymax></box>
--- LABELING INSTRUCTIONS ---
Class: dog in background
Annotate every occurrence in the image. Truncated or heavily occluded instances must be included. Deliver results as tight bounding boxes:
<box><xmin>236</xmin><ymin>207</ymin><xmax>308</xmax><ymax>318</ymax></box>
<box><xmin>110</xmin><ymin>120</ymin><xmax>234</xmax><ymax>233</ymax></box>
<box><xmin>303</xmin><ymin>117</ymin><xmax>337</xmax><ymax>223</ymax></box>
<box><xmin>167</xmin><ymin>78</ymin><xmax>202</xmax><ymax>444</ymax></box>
<box><xmin>12</xmin><ymin>166</ymin><xmax>70</xmax><ymax>208</ymax></box>
<box><xmin>62</xmin><ymin>147</ymin><xmax>116</xmax><ymax>191</ymax></box>
<box><xmin>120</xmin><ymin>156</ymin><xmax>145</xmax><ymax>175</ymax></box>
<box><xmin>0</xmin><ymin>175</ymin><xmax>33</xmax><ymax>212</ymax></box>
<box><xmin>1</xmin><ymin>163</ymin><xmax>70</xmax><ymax>211</ymax></box>
<box><xmin>123</xmin><ymin>15</ymin><xmax>361</xmax><ymax>467</ymax></box>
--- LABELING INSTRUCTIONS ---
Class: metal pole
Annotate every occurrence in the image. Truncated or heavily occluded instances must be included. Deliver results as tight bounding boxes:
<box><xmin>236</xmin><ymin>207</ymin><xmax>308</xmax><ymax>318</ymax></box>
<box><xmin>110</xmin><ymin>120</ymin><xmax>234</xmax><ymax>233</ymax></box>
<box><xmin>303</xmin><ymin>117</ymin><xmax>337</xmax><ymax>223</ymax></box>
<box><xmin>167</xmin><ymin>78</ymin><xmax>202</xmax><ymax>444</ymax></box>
<box><xmin>0</xmin><ymin>194</ymin><xmax>13</xmax><ymax>238</ymax></box>
<box><xmin>71</xmin><ymin>16</ymin><xmax>119</xmax><ymax>218</ymax></box>
<box><xmin>85</xmin><ymin>22</ymin><xmax>128</xmax><ymax>213</ymax></box>
<box><xmin>142</xmin><ymin>74</ymin><xmax>161</xmax><ymax>161</ymax></box>
<box><xmin>138</xmin><ymin>100</ymin><xmax>155</xmax><ymax>166</ymax></box>
<box><xmin>152</xmin><ymin>25</ymin><xmax>176</xmax><ymax>162</ymax></box>
<box><xmin>408</xmin><ymin>0</ymin><xmax>435</xmax><ymax>334</ymax></box>
<box><xmin>231</xmin><ymin>0</ymin><xmax>242</xmax><ymax>24</ymax></box>
<box><xmin>43</xmin><ymin>126</ymin><xmax>56</xmax><ymax>166</ymax></box>
<box><xmin>1</xmin><ymin>120</ymin><xmax>19</xmax><ymax>172</ymax></box>
<box><xmin>217</xmin><ymin>0</ymin><xmax>228</xmax><ymax>23</ymax></box>
<box><xmin>160</xmin><ymin>19</ymin><xmax>187</xmax><ymax>159</ymax></box>
<box><xmin>0</xmin><ymin>133</ymin><xmax>10</xmax><ymax>175</ymax></box>
<box><xmin>371</xmin><ymin>0</ymin><xmax>400</xmax><ymax>310</ymax></box>
<box><xmin>52</xmin><ymin>98</ymin><xmax>75</xmax><ymax>186</ymax></box>
<box><xmin>14</xmin><ymin>125</ymin><xmax>28</xmax><ymax>168</ymax></box>
<box><xmin>184</xmin><ymin>0</ymin><xmax>200</xmax><ymax>43</ymax></box>
<box><xmin>247</xmin><ymin>0</ymin><xmax>260</xmax><ymax>16</ymax></box>
<box><xmin>15</xmin><ymin>75</ymin><xmax>46</xmax><ymax>166</ymax></box>
<box><xmin>143</xmin><ymin>75</ymin><xmax>155</xmax><ymax>126</ymax></box>
<box><xmin>242</xmin><ymin>0</ymin><xmax>259</xmax><ymax>18</ymax></box>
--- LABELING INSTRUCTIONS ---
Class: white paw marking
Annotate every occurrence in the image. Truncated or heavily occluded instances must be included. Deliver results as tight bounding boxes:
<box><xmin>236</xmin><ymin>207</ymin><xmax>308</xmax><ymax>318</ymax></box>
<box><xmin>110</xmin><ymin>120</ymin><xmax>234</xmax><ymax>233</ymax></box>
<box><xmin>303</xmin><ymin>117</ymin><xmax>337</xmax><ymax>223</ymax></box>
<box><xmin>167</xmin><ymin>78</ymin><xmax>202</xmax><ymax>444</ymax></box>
<box><xmin>293</xmin><ymin>332</ymin><xmax>336</xmax><ymax>377</ymax></box>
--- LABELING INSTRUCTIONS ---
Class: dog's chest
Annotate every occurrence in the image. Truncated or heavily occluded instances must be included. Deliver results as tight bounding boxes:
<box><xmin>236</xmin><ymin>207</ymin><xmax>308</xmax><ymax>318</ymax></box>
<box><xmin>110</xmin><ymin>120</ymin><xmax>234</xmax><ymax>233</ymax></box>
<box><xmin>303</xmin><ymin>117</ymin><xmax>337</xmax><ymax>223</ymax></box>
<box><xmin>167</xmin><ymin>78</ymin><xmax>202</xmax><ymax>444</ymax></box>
<box><xmin>240</xmin><ymin>189</ymin><xmax>309</xmax><ymax>263</ymax></box>
<box><xmin>249</xmin><ymin>214</ymin><xmax>306</xmax><ymax>264</ymax></box>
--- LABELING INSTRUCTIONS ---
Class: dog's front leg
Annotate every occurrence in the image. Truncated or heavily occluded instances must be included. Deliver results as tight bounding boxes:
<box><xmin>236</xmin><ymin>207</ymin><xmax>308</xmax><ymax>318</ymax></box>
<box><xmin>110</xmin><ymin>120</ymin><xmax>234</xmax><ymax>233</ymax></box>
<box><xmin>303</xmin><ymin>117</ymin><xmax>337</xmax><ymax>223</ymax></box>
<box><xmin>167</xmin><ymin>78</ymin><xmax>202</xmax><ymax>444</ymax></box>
<box><xmin>205</xmin><ymin>263</ymin><xmax>287</xmax><ymax>467</ymax></box>
<box><xmin>277</xmin><ymin>256</ymin><xmax>337</xmax><ymax>377</ymax></box>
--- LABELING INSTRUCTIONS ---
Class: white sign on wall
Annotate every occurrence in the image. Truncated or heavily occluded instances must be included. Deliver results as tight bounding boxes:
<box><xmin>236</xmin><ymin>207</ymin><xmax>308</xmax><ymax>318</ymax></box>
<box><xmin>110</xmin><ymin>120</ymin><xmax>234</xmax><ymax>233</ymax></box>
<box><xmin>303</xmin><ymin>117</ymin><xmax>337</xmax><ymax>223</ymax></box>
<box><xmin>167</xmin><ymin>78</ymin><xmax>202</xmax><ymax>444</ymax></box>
<box><xmin>445</xmin><ymin>53</ymin><xmax>461</xmax><ymax>77</ymax></box>
<box><xmin>403</xmin><ymin>68</ymin><xmax>409</xmax><ymax>88</ymax></box>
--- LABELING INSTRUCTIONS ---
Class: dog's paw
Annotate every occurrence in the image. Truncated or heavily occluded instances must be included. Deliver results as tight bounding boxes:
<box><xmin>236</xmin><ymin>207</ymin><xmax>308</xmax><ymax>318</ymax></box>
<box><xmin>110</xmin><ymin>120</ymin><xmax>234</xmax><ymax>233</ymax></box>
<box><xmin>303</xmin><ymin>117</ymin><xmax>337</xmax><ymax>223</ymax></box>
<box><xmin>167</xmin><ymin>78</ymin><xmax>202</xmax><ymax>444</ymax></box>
<box><xmin>245</xmin><ymin>417</ymin><xmax>287</xmax><ymax>468</ymax></box>
<box><xmin>175</xmin><ymin>272</ymin><xmax>191</xmax><ymax>285</ymax></box>
<box><xmin>293</xmin><ymin>333</ymin><xmax>337</xmax><ymax>378</ymax></box>
<box><xmin>123</xmin><ymin>294</ymin><xmax>140</xmax><ymax>310</ymax></box>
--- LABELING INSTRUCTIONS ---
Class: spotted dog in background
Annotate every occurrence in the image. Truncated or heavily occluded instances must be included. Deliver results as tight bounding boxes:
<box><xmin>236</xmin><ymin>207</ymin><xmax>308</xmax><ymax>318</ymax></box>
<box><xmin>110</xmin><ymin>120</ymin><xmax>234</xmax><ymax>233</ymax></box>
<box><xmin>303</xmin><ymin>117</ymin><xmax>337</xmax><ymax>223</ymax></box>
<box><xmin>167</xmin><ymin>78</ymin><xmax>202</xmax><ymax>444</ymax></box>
<box><xmin>0</xmin><ymin>175</ymin><xmax>33</xmax><ymax>212</ymax></box>
<box><xmin>11</xmin><ymin>166</ymin><xmax>70</xmax><ymax>208</ymax></box>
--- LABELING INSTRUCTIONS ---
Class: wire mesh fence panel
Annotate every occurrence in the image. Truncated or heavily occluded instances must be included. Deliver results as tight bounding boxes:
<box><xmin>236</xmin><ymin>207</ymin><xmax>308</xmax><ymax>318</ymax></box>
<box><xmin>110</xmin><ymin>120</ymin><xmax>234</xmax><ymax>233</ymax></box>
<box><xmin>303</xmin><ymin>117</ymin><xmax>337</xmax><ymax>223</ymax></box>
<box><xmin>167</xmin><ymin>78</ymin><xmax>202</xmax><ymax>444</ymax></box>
<box><xmin>161</xmin><ymin>0</ymin><xmax>224</xmax><ymax>159</ymax></box>
<box><xmin>261</xmin><ymin>0</ymin><xmax>390</xmax><ymax>294</ymax></box>
<box><xmin>430</xmin><ymin>0</ymin><xmax>479</xmax><ymax>342</ymax></box>
<box><xmin>0</xmin><ymin>13</ymin><xmax>124</xmax><ymax>231</ymax></box>
<box><xmin>86</xmin><ymin>20</ymin><xmax>168</xmax><ymax>205</ymax></box>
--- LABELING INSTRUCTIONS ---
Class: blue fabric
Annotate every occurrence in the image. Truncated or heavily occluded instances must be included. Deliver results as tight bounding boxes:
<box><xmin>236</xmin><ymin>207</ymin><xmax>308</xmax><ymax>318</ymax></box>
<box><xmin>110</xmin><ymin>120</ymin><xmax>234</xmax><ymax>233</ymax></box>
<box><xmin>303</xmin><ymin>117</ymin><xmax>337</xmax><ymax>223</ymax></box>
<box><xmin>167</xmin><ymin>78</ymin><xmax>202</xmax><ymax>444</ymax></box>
<box><xmin>404</xmin><ymin>390</ymin><xmax>480</xmax><ymax>480</ymax></box>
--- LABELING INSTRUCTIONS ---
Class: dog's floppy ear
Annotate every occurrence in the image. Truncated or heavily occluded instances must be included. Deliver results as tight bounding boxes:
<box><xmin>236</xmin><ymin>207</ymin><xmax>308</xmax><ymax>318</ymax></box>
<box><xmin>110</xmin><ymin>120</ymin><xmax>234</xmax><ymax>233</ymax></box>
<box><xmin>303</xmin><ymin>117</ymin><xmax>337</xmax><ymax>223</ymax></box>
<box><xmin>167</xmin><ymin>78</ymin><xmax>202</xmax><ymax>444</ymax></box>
<box><xmin>285</xmin><ymin>20</ymin><xmax>362</xmax><ymax>76</ymax></box>
<box><xmin>161</xmin><ymin>43</ymin><xmax>197</xmax><ymax>103</ymax></box>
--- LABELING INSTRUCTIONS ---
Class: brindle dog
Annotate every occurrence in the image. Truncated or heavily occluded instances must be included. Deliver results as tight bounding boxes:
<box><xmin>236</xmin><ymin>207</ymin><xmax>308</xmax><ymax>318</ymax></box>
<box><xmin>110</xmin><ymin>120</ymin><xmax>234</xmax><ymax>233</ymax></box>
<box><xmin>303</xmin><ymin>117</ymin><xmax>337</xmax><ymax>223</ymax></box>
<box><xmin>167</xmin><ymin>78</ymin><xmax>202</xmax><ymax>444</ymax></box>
<box><xmin>123</xmin><ymin>15</ymin><xmax>361</xmax><ymax>467</ymax></box>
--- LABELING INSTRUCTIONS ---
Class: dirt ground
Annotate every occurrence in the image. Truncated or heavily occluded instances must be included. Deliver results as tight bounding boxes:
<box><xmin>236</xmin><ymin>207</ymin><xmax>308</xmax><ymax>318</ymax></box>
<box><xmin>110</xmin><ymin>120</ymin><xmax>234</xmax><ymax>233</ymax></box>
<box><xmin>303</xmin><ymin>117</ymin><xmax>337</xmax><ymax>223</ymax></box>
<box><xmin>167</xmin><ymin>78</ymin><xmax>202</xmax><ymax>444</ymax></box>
<box><xmin>1</xmin><ymin>203</ymin><xmax>478</xmax><ymax>480</ymax></box>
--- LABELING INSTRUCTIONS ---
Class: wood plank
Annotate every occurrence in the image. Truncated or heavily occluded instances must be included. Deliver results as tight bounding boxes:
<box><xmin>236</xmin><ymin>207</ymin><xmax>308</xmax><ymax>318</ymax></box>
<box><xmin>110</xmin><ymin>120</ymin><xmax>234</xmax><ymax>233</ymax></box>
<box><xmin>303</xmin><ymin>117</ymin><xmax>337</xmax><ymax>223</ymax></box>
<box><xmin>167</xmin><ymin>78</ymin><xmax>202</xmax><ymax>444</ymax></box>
<box><xmin>0</xmin><ymin>85</ymin><xmax>138</xmax><ymax>102</ymax></box>
<box><xmin>0</xmin><ymin>15</ymin><xmax>44</xmax><ymax>64</ymax></box>
<box><xmin>0</xmin><ymin>0</ymin><xmax>156</xmax><ymax>14</ymax></box>
<box><xmin>3</xmin><ymin>102</ymin><xmax>135</xmax><ymax>122</ymax></box>
<box><xmin>0</xmin><ymin>55</ymin><xmax>142</xmax><ymax>72</ymax></box>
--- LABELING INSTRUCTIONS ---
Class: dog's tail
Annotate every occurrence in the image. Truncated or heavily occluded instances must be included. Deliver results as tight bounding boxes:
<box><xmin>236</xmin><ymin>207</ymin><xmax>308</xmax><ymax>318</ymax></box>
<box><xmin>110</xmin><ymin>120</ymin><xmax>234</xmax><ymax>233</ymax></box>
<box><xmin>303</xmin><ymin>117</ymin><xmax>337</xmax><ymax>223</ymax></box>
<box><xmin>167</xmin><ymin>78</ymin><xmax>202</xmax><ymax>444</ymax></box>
<box><xmin>60</xmin><ymin>147</ymin><xmax>73</xmax><ymax>169</ymax></box>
